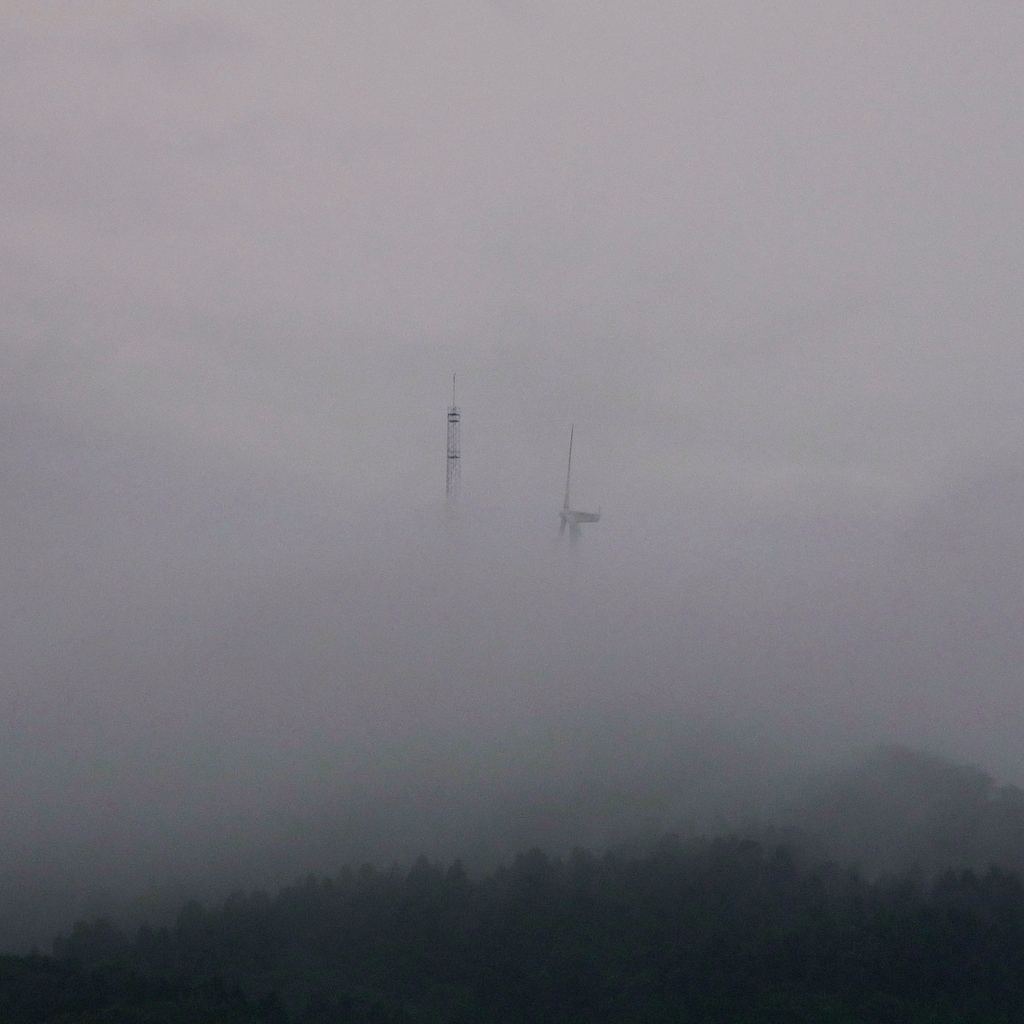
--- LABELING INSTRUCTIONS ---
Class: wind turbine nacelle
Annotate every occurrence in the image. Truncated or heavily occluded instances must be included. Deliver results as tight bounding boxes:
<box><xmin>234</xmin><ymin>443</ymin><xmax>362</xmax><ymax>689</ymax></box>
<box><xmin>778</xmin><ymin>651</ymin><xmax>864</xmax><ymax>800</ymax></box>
<box><xmin>561</xmin><ymin>509</ymin><xmax>600</xmax><ymax>525</ymax></box>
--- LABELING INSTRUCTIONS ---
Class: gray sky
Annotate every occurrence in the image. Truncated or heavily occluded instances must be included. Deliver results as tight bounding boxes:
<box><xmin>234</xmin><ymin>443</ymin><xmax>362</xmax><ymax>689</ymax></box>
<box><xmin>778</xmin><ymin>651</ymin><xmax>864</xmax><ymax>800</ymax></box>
<box><xmin>1</xmin><ymin>0</ymin><xmax>1024</xmax><ymax>909</ymax></box>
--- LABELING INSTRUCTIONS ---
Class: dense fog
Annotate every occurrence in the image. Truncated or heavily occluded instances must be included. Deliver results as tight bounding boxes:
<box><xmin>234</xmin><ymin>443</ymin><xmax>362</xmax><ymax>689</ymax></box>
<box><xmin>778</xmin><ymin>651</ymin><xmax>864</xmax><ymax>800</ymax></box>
<box><xmin>1</xmin><ymin>1</ymin><xmax>1023</xmax><ymax>949</ymax></box>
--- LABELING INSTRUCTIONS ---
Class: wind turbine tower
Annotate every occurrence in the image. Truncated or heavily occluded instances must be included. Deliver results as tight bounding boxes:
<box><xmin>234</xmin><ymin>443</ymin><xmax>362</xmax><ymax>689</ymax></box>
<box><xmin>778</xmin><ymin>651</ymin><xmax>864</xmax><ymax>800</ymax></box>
<box><xmin>560</xmin><ymin>424</ymin><xmax>600</xmax><ymax>539</ymax></box>
<box><xmin>446</xmin><ymin>375</ymin><xmax>460</xmax><ymax>501</ymax></box>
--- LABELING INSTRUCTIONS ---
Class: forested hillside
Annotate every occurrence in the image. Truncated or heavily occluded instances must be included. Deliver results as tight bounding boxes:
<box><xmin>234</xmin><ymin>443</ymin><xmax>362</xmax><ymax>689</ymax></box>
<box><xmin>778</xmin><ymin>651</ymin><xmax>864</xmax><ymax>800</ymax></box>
<box><xmin>0</xmin><ymin>747</ymin><xmax>1022</xmax><ymax>1021</ymax></box>
<box><xmin>0</xmin><ymin>955</ymin><xmax>276</xmax><ymax>1023</ymax></box>
<box><xmin>33</xmin><ymin>836</ymin><xmax>1024</xmax><ymax>1024</ymax></box>
<box><xmin>782</xmin><ymin>746</ymin><xmax>1024</xmax><ymax>874</ymax></box>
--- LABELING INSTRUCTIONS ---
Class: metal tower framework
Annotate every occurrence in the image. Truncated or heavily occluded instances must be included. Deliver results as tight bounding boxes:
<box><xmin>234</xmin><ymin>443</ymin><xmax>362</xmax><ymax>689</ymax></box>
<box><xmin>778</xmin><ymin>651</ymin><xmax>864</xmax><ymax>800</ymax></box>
<box><xmin>446</xmin><ymin>375</ymin><xmax>460</xmax><ymax>499</ymax></box>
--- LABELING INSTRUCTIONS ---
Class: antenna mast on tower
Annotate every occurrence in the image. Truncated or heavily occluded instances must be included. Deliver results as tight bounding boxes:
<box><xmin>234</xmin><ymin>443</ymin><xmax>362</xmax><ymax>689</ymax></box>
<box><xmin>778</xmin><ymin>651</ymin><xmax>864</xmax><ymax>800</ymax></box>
<box><xmin>446</xmin><ymin>375</ymin><xmax>460</xmax><ymax>500</ymax></box>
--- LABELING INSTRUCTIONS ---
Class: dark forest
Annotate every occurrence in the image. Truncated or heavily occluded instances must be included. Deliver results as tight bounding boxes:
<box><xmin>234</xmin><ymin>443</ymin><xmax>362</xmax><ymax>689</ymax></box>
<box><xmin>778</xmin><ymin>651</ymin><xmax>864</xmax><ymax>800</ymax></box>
<box><xmin>4</xmin><ymin>747</ymin><xmax>1024</xmax><ymax>1024</ymax></box>
<box><xmin>4</xmin><ymin>839</ymin><xmax>1022</xmax><ymax>1023</ymax></box>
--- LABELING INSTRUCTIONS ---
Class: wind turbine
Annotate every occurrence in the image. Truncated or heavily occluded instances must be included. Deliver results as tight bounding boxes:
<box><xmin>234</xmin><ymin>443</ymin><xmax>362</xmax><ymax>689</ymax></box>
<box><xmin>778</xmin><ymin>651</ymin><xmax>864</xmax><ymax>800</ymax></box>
<box><xmin>559</xmin><ymin>424</ymin><xmax>600</xmax><ymax>539</ymax></box>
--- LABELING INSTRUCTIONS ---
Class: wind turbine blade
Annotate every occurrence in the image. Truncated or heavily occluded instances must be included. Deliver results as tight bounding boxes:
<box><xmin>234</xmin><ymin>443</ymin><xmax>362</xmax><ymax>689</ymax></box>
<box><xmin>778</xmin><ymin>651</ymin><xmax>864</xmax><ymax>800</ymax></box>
<box><xmin>563</xmin><ymin>424</ymin><xmax>574</xmax><ymax>511</ymax></box>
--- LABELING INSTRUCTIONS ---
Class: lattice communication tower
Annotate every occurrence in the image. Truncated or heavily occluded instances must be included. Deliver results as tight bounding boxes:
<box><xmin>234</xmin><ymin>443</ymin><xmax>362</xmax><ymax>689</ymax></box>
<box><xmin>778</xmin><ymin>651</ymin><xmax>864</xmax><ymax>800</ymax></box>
<box><xmin>446</xmin><ymin>375</ymin><xmax>460</xmax><ymax>499</ymax></box>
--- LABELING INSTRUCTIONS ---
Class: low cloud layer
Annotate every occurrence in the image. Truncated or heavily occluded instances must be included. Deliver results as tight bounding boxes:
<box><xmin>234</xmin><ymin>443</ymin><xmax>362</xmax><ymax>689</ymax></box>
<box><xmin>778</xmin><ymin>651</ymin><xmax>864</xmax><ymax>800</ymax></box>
<box><xmin>0</xmin><ymin>0</ymin><xmax>1022</xmax><ymax>946</ymax></box>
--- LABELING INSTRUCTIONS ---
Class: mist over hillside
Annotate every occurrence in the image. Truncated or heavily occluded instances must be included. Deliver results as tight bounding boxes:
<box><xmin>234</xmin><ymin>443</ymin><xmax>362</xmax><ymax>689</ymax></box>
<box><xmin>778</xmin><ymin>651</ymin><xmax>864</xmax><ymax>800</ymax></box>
<box><xmin>0</xmin><ymin>484</ymin><xmax>1023</xmax><ymax>951</ymax></box>
<box><xmin>0</xmin><ymin>707</ymin><xmax>805</xmax><ymax>951</ymax></box>
<box><xmin>780</xmin><ymin>745</ymin><xmax>1024</xmax><ymax>877</ymax></box>
<box><xmin>0</xmin><ymin>708</ymin><xmax>1021</xmax><ymax>956</ymax></box>
<box><xmin>2</xmin><ymin>2</ymin><xmax>1024</xmax><ymax>981</ymax></box>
